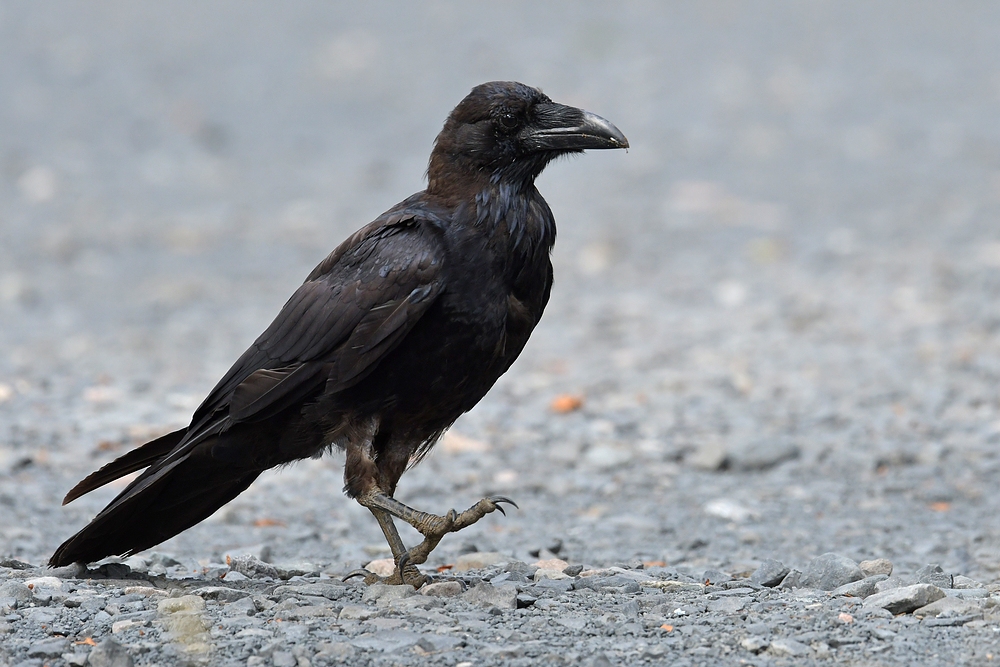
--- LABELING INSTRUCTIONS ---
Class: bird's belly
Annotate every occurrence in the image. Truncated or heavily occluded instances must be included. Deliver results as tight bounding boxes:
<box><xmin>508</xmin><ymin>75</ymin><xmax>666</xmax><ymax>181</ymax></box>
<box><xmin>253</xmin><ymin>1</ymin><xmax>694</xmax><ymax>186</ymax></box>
<box><xmin>346</xmin><ymin>292</ymin><xmax>534</xmax><ymax>434</ymax></box>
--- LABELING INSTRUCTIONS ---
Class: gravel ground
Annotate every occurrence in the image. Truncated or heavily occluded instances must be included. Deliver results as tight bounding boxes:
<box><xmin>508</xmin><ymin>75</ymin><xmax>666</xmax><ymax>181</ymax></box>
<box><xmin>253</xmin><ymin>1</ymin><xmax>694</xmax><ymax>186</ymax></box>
<box><xmin>3</xmin><ymin>2</ymin><xmax>1000</xmax><ymax>665</ymax></box>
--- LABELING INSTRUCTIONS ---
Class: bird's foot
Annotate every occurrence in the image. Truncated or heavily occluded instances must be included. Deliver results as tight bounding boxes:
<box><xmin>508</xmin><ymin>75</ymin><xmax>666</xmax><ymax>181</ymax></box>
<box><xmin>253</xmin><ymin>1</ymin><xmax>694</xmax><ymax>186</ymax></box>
<box><xmin>403</xmin><ymin>495</ymin><xmax>517</xmax><ymax>566</ymax></box>
<box><xmin>343</xmin><ymin>552</ymin><xmax>428</xmax><ymax>587</ymax></box>
<box><xmin>358</xmin><ymin>491</ymin><xmax>517</xmax><ymax>574</ymax></box>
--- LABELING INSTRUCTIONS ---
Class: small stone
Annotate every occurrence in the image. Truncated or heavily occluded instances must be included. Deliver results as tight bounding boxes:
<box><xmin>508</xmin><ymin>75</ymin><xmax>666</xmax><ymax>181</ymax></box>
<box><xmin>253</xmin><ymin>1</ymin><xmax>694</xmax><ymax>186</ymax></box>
<box><xmin>27</xmin><ymin>638</ymin><xmax>70</xmax><ymax>658</ymax></box>
<box><xmin>417</xmin><ymin>635</ymin><xmax>465</xmax><ymax>652</ymax></box>
<box><xmin>48</xmin><ymin>562</ymin><xmax>88</xmax><ymax>579</ymax></box>
<box><xmin>272</xmin><ymin>651</ymin><xmax>297</xmax><ymax>667</ymax></box>
<box><xmin>729</xmin><ymin>439</ymin><xmax>799</xmax><ymax>471</ymax></box>
<box><xmin>916</xmin><ymin>564</ymin><xmax>953</xmax><ymax>589</ymax></box>
<box><xmin>462</xmin><ymin>582</ymin><xmax>517</xmax><ymax>609</ymax></box>
<box><xmin>768</xmin><ymin>638</ymin><xmax>810</xmax><ymax>657</ymax></box>
<box><xmin>273</xmin><ymin>583</ymin><xmax>347</xmax><ymax>600</ymax></box>
<box><xmin>534</xmin><ymin>568</ymin><xmax>570</xmax><ymax>581</ymax></box>
<box><xmin>226</xmin><ymin>596</ymin><xmax>257</xmax><ymax>616</ymax></box>
<box><xmin>863</xmin><ymin>584</ymin><xmax>945</xmax><ymax>614</ymax></box>
<box><xmin>952</xmin><ymin>575</ymin><xmax>984</xmax><ymax>589</ymax></box>
<box><xmin>832</xmin><ymin>575</ymin><xmax>887</xmax><ymax>598</ymax></box>
<box><xmin>0</xmin><ymin>581</ymin><xmax>32</xmax><ymax>604</ymax></box>
<box><xmin>221</xmin><ymin>570</ymin><xmax>248</xmax><ymax>582</ymax></box>
<box><xmin>750</xmin><ymin>560</ymin><xmax>789</xmax><ymax>587</ymax></box>
<box><xmin>643</xmin><ymin>580</ymin><xmax>705</xmax><ymax>593</ymax></box>
<box><xmin>365</xmin><ymin>558</ymin><xmax>396</xmax><ymax>577</ymax></box>
<box><xmin>859</xmin><ymin>558</ymin><xmax>893</xmax><ymax>577</ymax></box>
<box><xmin>707</xmin><ymin>596</ymin><xmax>748</xmax><ymax>613</ymax></box>
<box><xmin>563</xmin><ymin>564</ymin><xmax>584</xmax><ymax>577</ymax></box>
<box><xmin>948</xmin><ymin>588</ymin><xmax>988</xmax><ymax>599</ymax></box>
<box><xmin>111</xmin><ymin>619</ymin><xmax>140</xmax><ymax>633</ymax></box>
<box><xmin>688</xmin><ymin>439</ymin><xmax>728</xmax><ymax>470</ymax></box>
<box><xmin>800</xmin><ymin>553</ymin><xmax>863</xmax><ymax>591</ymax></box>
<box><xmin>874</xmin><ymin>577</ymin><xmax>907</xmax><ymax>593</ymax></box>
<box><xmin>741</xmin><ymin>636</ymin><xmax>769</xmax><ymax>653</ymax></box>
<box><xmin>274</xmin><ymin>562</ymin><xmax>318</xmax><ymax>579</ymax></box>
<box><xmin>532</xmin><ymin>558</ymin><xmax>569</xmax><ymax>571</ymax></box>
<box><xmin>516</xmin><ymin>592</ymin><xmax>536</xmax><ymax>608</ymax></box>
<box><xmin>703</xmin><ymin>569</ymin><xmax>732</xmax><ymax>584</ymax></box>
<box><xmin>420</xmin><ymin>581</ymin><xmax>463</xmax><ymax>597</ymax></box>
<box><xmin>157</xmin><ymin>595</ymin><xmax>210</xmax><ymax>653</ymax></box>
<box><xmin>350</xmin><ymin>629</ymin><xmax>423</xmax><ymax>652</ymax></box>
<box><xmin>339</xmin><ymin>605</ymin><xmax>375</xmax><ymax>620</ymax></box>
<box><xmin>317</xmin><ymin>642</ymin><xmax>356</xmax><ymax>660</ymax></box>
<box><xmin>88</xmin><ymin>638</ymin><xmax>134</xmax><ymax>667</ymax></box>
<box><xmin>535</xmin><ymin>577</ymin><xmax>575</xmax><ymax>593</ymax></box>
<box><xmin>454</xmin><ymin>552</ymin><xmax>508</xmax><ymax>571</ymax></box>
<box><xmin>924</xmin><ymin>613</ymin><xmax>983</xmax><ymax>627</ymax></box>
<box><xmin>778</xmin><ymin>569</ymin><xmax>802</xmax><ymax>590</ymax></box>
<box><xmin>191</xmin><ymin>586</ymin><xmax>249</xmax><ymax>602</ymax></box>
<box><xmin>913</xmin><ymin>596</ymin><xmax>982</xmax><ymax>618</ymax></box>
<box><xmin>362</xmin><ymin>583</ymin><xmax>415</xmax><ymax>604</ymax></box>
<box><xmin>65</xmin><ymin>652</ymin><xmax>89</xmax><ymax>666</ymax></box>
<box><xmin>95</xmin><ymin>562</ymin><xmax>133</xmax><ymax>579</ymax></box>
<box><xmin>226</xmin><ymin>554</ymin><xmax>278</xmax><ymax>579</ymax></box>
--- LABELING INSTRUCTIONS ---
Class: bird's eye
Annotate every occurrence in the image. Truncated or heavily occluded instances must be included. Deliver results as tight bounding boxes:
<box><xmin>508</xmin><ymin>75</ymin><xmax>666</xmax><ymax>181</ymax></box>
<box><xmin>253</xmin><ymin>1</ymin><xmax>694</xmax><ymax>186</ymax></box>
<box><xmin>499</xmin><ymin>112</ymin><xmax>519</xmax><ymax>130</ymax></box>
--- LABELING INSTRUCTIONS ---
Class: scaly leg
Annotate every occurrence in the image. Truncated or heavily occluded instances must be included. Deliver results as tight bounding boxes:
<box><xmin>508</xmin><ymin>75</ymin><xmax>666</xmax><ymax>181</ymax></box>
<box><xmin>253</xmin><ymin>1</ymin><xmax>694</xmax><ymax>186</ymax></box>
<box><xmin>359</xmin><ymin>492</ymin><xmax>517</xmax><ymax>567</ymax></box>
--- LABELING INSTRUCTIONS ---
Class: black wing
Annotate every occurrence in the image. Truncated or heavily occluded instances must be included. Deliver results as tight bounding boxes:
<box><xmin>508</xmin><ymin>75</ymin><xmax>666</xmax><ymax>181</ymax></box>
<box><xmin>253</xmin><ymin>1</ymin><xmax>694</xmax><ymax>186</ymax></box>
<box><xmin>189</xmin><ymin>210</ymin><xmax>444</xmax><ymax>434</ymax></box>
<box><xmin>64</xmin><ymin>208</ymin><xmax>446</xmax><ymax>503</ymax></box>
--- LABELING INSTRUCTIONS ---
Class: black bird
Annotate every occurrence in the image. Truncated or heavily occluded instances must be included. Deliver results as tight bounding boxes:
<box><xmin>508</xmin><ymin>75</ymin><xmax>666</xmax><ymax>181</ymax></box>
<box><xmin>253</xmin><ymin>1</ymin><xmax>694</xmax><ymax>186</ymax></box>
<box><xmin>50</xmin><ymin>81</ymin><xmax>627</xmax><ymax>585</ymax></box>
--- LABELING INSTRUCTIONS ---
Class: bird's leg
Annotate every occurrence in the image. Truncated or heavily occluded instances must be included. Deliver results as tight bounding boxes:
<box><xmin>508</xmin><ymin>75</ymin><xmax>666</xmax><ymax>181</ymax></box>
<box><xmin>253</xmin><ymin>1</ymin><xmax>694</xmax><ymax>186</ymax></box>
<box><xmin>343</xmin><ymin>439</ymin><xmax>427</xmax><ymax>587</ymax></box>
<box><xmin>365</xmin><ymin>507</ymin><xmax>427</xmax><ymax>587</ymax></box>
<box><xmin>360</xmin><ymin>492</ymin><xmax>517</xmax><ymax>566</ymax></box>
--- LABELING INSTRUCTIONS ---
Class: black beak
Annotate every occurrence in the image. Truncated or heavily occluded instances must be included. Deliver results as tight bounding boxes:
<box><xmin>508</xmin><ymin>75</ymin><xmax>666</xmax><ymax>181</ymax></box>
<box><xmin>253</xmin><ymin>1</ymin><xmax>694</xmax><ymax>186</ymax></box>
<box><xmin>521</xmin><ymin>103</ymin><xmax>629</xmax><ymax>152</ymax></box>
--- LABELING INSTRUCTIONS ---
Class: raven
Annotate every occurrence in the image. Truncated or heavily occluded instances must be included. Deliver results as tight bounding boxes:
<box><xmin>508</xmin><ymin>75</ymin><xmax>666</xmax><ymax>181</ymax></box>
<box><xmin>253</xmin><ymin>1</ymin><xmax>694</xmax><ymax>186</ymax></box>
<box><xmin>51</xmin><ymin>81</ymin><xmax>627</xmax><ymax>585</ymax></box>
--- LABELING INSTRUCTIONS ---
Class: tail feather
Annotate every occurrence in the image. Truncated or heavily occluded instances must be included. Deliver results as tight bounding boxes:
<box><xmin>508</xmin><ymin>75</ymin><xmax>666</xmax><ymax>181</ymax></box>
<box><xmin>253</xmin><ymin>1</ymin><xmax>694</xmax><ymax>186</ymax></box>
<box><xmin>50</xmin><ymin>440</ymin><xmax>261</xmax><ymax>567</ymax></box>
<box><xmin>62</xmin><ymin>428</ymin><xmax>188</xmax><ymax>505</ymax></box>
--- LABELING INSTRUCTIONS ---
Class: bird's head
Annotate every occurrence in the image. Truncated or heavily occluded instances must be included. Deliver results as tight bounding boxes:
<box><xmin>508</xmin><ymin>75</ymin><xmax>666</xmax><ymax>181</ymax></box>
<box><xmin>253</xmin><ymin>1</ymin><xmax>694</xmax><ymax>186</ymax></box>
<box><xmin>428</xmin><ymin>81</ymin><xmax>628</xmax><ymax>195</ymax></box>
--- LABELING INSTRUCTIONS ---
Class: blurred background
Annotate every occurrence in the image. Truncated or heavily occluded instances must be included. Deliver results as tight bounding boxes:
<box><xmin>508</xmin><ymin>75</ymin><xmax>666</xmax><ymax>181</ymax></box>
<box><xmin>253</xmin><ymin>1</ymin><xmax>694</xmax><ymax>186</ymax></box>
<box><xmin>2</xmin><ymin>2</ymin><xmax>1000</xmax><ymax>576</ymax></box>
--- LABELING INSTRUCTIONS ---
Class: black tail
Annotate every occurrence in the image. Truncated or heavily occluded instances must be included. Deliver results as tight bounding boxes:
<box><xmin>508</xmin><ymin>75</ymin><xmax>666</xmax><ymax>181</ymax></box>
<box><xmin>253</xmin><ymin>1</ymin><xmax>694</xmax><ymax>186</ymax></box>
<box><xmin>50</xmin><ymin>435</ymin><xmax>261</xmax><ymax>567</ymax></box>
<box><xmin>62</xmin><ymin>428</ymin><xmax>188</xmax><ymax>505</ymax></box>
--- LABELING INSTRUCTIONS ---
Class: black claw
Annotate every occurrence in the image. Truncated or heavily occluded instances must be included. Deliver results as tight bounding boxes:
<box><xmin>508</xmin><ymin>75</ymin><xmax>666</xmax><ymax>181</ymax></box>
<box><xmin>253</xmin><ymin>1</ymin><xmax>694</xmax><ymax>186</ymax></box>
<box><xmin>342</xmin><ymin>568</ymin><xmax>372</xmax><ymax>582</ymax></box>
<box><xmin>495</xmin><ymin>504</ymin><xmax>506</xmax><ymax>516</ymax></box>
<box><xmin>396</xmin><ymin>551</ymin><xmax>411</xmax><ymax>571</ymax></box>
<box><xmin>490</xmin><ymin>495</ymin><xmax>518</xmax><ymax>510</ymax></box>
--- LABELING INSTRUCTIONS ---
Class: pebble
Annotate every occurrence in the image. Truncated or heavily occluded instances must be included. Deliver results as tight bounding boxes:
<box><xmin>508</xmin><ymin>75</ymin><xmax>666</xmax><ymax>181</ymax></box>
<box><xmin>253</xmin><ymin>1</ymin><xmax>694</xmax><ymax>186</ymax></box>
<box><xmin>750</xmin><ymin>559</ymin><xmax>790</xmax><ymax>587</ymax></box>
<box><xmin>728</xmin><ymin>439</ymin><xmax>800</xmax><ymax>471</ymax></box>
<box><xmin>361</xmin><ymin>583</ymin><xmax>415</xmax><ymax>605</ymax></box>
<box><xmin>462</xmin><ymin>582</ymin><xmax>518</xmax><ymax>609</ymax></box>
<box><xmin>27</xmin><ymin>638</ymin><xmax>70</xmax><ymax>658</ymax></box>
<box><xmin>339</xmin><ymin>605</ymin><xmax>375</xmax><ymax>620</ymax></box>
<box><xmin>420</xmin><ymin>581</ymin><xmax>463</xmax><ymax>597</ymax></box>
<box><xmin>859</xmin><ymin>558</ymin><xmax>894</xmax><ymax>577</ymax></box>
<box><xmin>832</xmin><ymin>574</ymin><xmax>887</xmax><ymax>598</ymax></box>
<box><xmin>534</xmin><ymin>568</ymin><xmax>570</xmax><ymax>581</ymax></box>
<box><xmin>778</xmin><ymin>569</ymin><xmax>803</xmax><ymax>590</ymax></box>
<box><xmin>863</xmin><ymin>584</ymin><xmax>945</xmax><ymax>614</ymax></box>
<box><xmin>365</xmin><ymin>558</ymin><xmax>396</xmax><ymax>577</ymax></box>
<box><xmin>191</xmin><ymin>586</ymin><xmax>249</xmax><ymax>602</ymax></box>
<box><xmin>913</xmin><ymin>596</ymin><xmax>982</xmax><ymax>618</ymax></box>
<box><xmin>769</xmin><ymin>638</ymin><xmax>811</xmax><ymax>657</ymax></box>
<box><xmin>87</xmin><ymin>638</ymin><xmax>134</xmax><ymax>667</ymax></box>
<box><xmin>915</xmin><ymin>564</ymin><xmax>953</xmax><ymax>589</ymax></box>
<box><xmin>454</xmin><ymin>552</ymin><xmax>508</xmax><ymax>571</ymax></box>
<box><xmin>800</xmin><ymin>553</ymin><xmax>863</xmax><ymax>590</ymax></box>
<box><xmin>226</xmin><ymin>554</ymin><xmax>279</xmax><ymax>579</ymax></box>
<box><xmin>741</xmin><ymin>636</ymin><xmax>769</xmax><ymax>653</ymax></box>
<box><xmin>273</xmin><ymin>582</ymin><xmax>347</xmax><ymax>600</ymax></box>
<box><xmin>952</xmin><ymin>575</ymin><xmax>984</xmax><ymax>589</ymax></box>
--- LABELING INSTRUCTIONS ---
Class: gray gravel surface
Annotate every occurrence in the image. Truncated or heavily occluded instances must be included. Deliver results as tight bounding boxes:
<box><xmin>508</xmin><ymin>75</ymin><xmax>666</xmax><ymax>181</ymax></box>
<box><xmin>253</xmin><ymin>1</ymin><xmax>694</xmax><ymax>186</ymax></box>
<box><xmin>3</xmin><ymin>2</ymin><xmax>1000</xmax><ymax>665</ymax></box>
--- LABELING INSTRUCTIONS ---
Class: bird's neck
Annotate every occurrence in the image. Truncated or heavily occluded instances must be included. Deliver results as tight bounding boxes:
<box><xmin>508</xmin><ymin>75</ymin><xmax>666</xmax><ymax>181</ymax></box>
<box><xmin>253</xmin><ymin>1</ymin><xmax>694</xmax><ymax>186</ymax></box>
<box><xmin>474</xmin><ymin>180</ymin><xmax>555</xmax><ymax>258</ymax></box>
